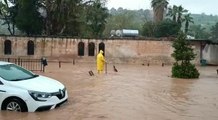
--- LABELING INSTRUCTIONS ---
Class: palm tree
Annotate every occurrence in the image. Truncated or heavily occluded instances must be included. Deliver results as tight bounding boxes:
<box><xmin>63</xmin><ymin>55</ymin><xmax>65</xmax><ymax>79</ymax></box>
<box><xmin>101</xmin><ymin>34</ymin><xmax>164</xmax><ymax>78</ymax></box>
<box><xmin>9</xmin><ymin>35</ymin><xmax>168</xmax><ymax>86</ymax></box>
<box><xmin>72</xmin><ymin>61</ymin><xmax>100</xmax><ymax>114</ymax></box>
<box><xmin>151</xmin><ymin>0</ymin><xmax>169</xmax><ymax>23</ymax></box>
<box><xmin>184</xmin><ymin>13</ymin><xmax>194</xmax><ymax>34</ymax></box>
<box><xmin>176</xmin><ymin>5</ymin><xmax>188</xmax><ymax>26</ymax></box>
<box><xmin>167</xmin><ymin>5</ymin><xmax>178</xmax><ymax>22</ymax></box>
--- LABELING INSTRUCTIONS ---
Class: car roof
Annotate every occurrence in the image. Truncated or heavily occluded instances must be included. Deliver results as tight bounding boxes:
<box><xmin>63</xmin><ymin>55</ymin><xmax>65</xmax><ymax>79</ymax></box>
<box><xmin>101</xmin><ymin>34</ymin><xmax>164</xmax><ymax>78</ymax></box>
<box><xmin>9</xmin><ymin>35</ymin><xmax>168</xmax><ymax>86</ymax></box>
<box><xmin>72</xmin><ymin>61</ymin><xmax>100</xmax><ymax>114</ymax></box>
<box><xmin>0</xmin><ymin>61</ymin><xmax>13</xmax><ymax>65</ymax></box>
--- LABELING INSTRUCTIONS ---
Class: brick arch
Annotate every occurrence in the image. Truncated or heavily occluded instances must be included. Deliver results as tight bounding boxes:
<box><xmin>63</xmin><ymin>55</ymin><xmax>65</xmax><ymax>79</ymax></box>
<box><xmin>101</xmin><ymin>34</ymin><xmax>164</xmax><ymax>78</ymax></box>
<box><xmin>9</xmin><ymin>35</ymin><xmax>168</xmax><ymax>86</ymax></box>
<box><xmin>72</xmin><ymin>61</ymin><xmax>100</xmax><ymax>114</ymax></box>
<box><xmin>99</xmin><ymin>42</ymin><xmax>105</xmax><ymax>56</ymax></box>
<box><xmin>27</xmin><ymin>40</ymin><xmax>34</xmax><ymax>55</ymax></box>
<box><xmin>78</xmin><ymin>42</ymin><xmax>85</xmax><ymax>56</ymax></box>
<box><xmin>4</xmin><ymin>40</ymin><xmax>12</xmax><ymax>55</ymax></box>
<box><xmin>88</xmin><ymin>42</ymin><xmax>95</xmax><ymax>56</ymax></box>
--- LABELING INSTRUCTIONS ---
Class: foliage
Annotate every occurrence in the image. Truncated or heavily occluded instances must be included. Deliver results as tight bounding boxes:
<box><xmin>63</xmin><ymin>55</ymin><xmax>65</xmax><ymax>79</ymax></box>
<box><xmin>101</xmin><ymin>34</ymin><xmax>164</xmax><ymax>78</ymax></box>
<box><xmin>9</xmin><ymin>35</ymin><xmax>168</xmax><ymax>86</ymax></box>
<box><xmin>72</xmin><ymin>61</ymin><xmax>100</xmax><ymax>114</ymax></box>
<box><xmin>167</xmin><ymin>5</ymin><xmax>193</xmax><ymax>33</ymax></box>
<box><xmin>167</xmin><ymin>5</ymin><xmax>177</xmax><ymax>22</ymax></box>
<box><xmin>151</xmin><ymin>0</ymin><xmax>169</xmax><ymax>23</ymax></box>
<box><xmin>192</xmin><ymin>13</ymin><xmax>218</xmax><ymax>31</ymax></box>
<box><xmin>171</xmin><ymin>32</ymin><xmax>199</xmax><ymax>78</ymax></box>
<box><xmin>0</xmin><ymin>0</ymin><xmax>17</xmax><ymax>35</ymax></box>
<box><xmin>176</xmin><ymin>5</ymin><xmax>188</xmax><ymax>26</ymax></box>
<box><xmin>154</xmin><ymin>19</ymin><xmax>180</xmax><ymax>37</ymax></box>
<box><xmin>40</xmin><ymin>0</ymin><xmax>84</xmax><ymax>36</ymax></box>
<box><xmin>142</xmin><ymin>21</ymin><xmax>155</xmax><ymax>37</ymax></box>
<box><xmin>211</xmin><ymin>22</ymin><xmax>218</xmax><ymax>40</ymax></box>
<box><xmin>184</xmin><ymin>13</ymin><xmax>194</xmax><ymax>33</ymax></box>
<box><xmin>172</xmin><ymin>62</ymin><xmax>200</xmax><ymax>78</ymax></box>
<box><xmin>0</xmin><ymin>0</ymin><xmax>108</xmax><ymax>37</ymax></box>
<box><xmin>142</xmin><ymin>19</ymin><xmax>180</xmax><ymax>37</ymax></box>
<box><xmin>1</xmin><ymin>1</ymin><xmax>218</xmax><ymax>38</ymax></box>
<box><xmin>85</xmin><ymin>0</ymin><xmax>109</xmax><ymax>38</ymax></box>
<box><xmin>103</xmin><ymin>8</ymin><xmax>152</xmax><ymax>37</ymax></box>
<box><xmin>15</xmin><ymin>0</ymin><xmax>43</xmax><ymax>35</ymax></box>
<box><xmin>188</xmin><ymin>25</ymin><xmax>210</xmax><ymax>39</ymax></box>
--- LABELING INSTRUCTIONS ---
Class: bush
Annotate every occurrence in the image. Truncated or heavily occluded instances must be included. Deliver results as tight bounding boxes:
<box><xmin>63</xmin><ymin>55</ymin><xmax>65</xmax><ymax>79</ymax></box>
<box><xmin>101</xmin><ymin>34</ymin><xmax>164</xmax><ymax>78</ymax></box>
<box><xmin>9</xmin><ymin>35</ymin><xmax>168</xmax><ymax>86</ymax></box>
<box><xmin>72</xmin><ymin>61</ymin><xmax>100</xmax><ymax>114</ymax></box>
<box><xmin>172</xmin><ymin>63</ymin><xmax>200</xmax><ymax>78</ymax></box>
<box><xmin>154</xmin><ymin>19</ymin><xmax>180</xmax><ymax>37</ymax></box>
<box><xmin>171</xmin><ymin>32</ymin><xmax>200</xmax><ymax>79</ymax></box>
<box><xmin>142</xmin><ymin>19</ymin><xmax>180</xmax><ymax>37</ymax></box>
<box><xmin>142</xmin><ymin>21</ymin><xmax>156</xmax><ymax>37</ymax></box>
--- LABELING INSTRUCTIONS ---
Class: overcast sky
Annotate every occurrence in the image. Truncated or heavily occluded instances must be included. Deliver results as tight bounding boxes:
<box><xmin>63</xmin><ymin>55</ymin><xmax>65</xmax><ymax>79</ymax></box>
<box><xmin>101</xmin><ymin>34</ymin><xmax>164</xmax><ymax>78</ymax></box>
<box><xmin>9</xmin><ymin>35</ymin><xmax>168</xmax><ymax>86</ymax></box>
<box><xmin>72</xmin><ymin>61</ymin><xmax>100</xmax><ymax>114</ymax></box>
<box><xmin>106</xmin><ymin>0</ymin><xmax>218</xmax><ymax>15</ymax></box>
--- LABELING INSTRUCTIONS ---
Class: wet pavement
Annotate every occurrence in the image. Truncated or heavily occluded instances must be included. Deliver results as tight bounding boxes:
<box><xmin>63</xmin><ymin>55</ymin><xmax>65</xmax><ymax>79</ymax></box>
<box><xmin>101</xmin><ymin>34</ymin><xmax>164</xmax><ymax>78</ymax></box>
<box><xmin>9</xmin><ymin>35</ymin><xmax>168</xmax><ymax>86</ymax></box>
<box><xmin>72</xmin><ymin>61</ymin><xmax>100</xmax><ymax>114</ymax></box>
<box><xmin>0</xmin><ymin>63</ymin><xmax>218</xmax><ymax>120</ymax></box>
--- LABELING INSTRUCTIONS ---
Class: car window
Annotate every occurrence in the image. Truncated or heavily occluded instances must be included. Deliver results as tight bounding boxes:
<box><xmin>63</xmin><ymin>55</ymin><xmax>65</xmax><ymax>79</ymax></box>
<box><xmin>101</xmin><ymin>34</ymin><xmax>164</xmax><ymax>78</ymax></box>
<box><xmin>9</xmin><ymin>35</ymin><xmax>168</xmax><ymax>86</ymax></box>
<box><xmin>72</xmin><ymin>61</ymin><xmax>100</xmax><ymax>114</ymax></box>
<box><xmin>0</xmin><ymin>64</ymin><xmax>37</xmax><ymax>81</ymax></box>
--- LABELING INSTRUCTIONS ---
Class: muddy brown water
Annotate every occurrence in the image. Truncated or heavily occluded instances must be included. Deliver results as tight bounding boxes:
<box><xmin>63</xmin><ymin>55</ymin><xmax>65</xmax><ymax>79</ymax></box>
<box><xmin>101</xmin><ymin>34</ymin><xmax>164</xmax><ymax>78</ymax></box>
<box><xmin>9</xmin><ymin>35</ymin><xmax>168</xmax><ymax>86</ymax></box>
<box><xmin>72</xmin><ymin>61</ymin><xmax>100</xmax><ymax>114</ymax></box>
<box><xmin>0</xmin><ymin>63</ymin><xmax>218</xmax><ymax>120</ymax></box>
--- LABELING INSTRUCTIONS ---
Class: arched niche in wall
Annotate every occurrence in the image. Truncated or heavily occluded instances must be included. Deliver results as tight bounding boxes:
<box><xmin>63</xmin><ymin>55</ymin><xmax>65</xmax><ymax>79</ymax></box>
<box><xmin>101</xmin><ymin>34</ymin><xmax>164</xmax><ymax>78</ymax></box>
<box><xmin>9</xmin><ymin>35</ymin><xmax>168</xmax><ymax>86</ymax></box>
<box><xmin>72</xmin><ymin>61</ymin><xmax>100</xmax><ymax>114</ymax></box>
<box><xmin>88</xmin><ymin>42</ymin><xmax>95</xmax><ymax>56</ymax></box>
<box><xmin>27</xmin><ymin>40</ymin><xmax>34</xmax><ymax>55</ymax></box>
<box><xmin>78</xmin><ymin>41</ymin><xmax>85</xmax><ymax>56</ymax></box>
<box><xmin>99</xmin><ymin>42</ymin><xmax>105</xmax><ymax>56</ymax></box>
<box><xmin>4</xmin><ymin>40</ymin><xmax>12</xmax><ymax>55</ymax></box>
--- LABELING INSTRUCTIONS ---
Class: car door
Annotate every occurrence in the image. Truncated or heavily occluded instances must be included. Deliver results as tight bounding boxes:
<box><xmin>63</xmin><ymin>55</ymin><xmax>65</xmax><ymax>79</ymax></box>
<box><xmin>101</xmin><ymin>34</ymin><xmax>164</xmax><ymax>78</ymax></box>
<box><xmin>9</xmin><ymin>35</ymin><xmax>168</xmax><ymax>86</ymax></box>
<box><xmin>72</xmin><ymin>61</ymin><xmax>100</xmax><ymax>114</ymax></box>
<box><xmin>0</xmin><ymin>78</ymin><xmax>6</xmax><ymax>104</ymax></box>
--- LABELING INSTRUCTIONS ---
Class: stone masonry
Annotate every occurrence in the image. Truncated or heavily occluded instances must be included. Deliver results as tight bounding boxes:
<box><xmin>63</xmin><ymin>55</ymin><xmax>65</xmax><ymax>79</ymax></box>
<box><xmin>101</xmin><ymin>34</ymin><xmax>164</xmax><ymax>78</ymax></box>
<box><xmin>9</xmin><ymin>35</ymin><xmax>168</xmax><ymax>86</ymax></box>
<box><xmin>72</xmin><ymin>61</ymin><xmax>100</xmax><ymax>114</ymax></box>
<box><xmin>0</xmin><ymin>36</ymin><xmax>203</xmax><ymax>65</ymax></box>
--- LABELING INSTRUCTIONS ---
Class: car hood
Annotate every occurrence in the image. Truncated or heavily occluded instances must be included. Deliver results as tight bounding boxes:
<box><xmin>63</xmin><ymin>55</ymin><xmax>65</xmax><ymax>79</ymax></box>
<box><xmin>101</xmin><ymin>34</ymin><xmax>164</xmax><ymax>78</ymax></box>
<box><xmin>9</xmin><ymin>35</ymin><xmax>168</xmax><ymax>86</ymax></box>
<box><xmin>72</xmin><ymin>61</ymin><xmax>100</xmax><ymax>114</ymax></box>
<box><xmin>8</xmin><ymin>75</ymin><xmax>65</xmax><ymax>93</ymax></box>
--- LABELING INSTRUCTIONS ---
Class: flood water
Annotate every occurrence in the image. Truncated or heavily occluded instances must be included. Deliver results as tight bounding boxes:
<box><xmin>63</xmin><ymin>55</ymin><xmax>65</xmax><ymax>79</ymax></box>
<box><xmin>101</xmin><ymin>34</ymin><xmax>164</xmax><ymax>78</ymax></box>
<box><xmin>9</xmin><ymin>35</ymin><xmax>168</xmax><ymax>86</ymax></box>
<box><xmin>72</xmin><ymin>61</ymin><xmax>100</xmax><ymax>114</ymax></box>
<box><xmin>0</xmin><ymin>63</ymin><xmax>218</xmax><ymax>120</ymax></box>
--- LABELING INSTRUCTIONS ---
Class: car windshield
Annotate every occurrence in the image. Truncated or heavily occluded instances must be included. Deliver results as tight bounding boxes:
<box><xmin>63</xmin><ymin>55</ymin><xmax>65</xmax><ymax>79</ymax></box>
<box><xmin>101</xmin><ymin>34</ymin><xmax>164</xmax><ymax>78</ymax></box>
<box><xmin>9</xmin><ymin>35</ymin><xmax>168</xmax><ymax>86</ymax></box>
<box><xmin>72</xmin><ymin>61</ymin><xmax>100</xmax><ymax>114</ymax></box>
<box><xmin>0</xmin><ymin>64</ymin><xmax>38</xmax><ymax>81</ymax></box>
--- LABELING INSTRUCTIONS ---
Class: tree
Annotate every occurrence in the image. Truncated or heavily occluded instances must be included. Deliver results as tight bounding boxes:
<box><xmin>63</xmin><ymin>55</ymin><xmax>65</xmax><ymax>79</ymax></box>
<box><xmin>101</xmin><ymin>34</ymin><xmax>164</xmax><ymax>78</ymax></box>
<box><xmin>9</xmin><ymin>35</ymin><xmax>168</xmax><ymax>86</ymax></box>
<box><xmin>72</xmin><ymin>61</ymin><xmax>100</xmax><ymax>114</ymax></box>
<box><xmin>0</xmin><ymin>0</ymin><xmax>18</xmax><ymax>35</ymax></box>
<box><xmin>15</xmin><ymin>0</ymin><xmax>43</xmax><ymax>35</ymax></box>
<box><xmin>189</xmin><ymin>25</ymin><xmax>210</xmax><ymax>39</ymax></box>
<box><xmin>184</xmin><ymin>13</ymin><xmax>194</xmax><ymax>34</ymax></box>
<box><xmin>167</xmin><ymin>5</ymin><xmax>188</xmax><ymax>26</ymax></box>
<box><xmin>103</xmin><ymin>8</ymin><xmax>151</xmax><ymax>37</ymax></box>
<box><xmin>45</xmin><ymin>0</ymin><xmax>86</xmax><ymax>36</ymax></box>
<box><xmin>154</xmin><ymin>19</ymin><xmax>180</xmax><ymax>37</ymax></box>
<box><xmin>211</xmin><ymin>22</ymin><xmax>218</xmax><ymax>41</ymax></box>
<box><xmin>142</xmin><ymin>19</ymin><xmax>180</xmax><ymax>38</ymax></box>
<box><xmin>39</xmin><ymin>0</ymin><xmax>108</xmax><ymax>37</ymax></box>
<box><xmin>142</xmin><ymin>21</ymin><xmax>156</xmax><ymax>37</ymax></box>
<box><xmin>171</xmin><ymin>32</ymin><xmax>199</xmax><ymax>78</ymax></box>
<box><xmin>151</xmin><ymin>0</ymin><xmax>169</xmax><ymax>23</ymax></box>
<box><xmin>167</xmin><ymin>5</ymin><xmax>178</xmax><ymax>22</ymax></box>
<box><xmin>176</xmin><ymin>5</ymin><xmax>188</xmax><ymax>27</ymax></box>
<box><xmin>40</xmin><ymin>0</ymin><xmax>82</xmax><ymax>36</ymax></box>
<box><xmin>85</xmin><ymin>0</ymin><xmax>108</xmax><ymax>38</ymax></box>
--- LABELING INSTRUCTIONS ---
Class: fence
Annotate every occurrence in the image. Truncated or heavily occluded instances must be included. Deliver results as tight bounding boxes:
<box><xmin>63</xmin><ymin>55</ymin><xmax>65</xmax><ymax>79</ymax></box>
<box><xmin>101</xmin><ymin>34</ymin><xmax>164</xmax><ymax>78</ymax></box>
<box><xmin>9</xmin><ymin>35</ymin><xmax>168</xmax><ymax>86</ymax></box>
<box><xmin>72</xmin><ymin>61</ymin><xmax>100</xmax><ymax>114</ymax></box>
<box><xmin>0</xmin><ymin>58</ymin><xmax>44</xmax><ymax>72</ymax></box>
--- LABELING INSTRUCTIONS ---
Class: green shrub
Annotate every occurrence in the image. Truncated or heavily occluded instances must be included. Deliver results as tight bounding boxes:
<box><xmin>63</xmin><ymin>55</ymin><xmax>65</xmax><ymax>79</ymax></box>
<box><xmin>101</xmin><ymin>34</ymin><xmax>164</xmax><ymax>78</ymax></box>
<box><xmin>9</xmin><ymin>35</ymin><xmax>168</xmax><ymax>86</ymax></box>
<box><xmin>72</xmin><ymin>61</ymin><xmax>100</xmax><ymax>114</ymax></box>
<box><xmin>172</xmin><ymin>63</ymin><xmax>200</xmax><ymax>78</ymax></box>
<box><xmin>171</xmin><ymin>32</ymin><xmax>200</xmax><ymax>78</ymax></box>
<box><xmin>142</xmin><ymin>19</ymin><xmax>180</xmax><ymax>37</ymax></box>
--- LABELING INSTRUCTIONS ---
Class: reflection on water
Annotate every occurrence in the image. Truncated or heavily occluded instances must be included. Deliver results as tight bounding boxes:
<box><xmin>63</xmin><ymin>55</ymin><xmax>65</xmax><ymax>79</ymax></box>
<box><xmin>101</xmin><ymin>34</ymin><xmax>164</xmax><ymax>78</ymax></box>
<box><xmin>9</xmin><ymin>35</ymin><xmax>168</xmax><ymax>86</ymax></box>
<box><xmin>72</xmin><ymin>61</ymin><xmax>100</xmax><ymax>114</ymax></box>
<box><xmin>0</xmin><ymin>63</ymin><xmax>218</xmax><ymax>120</ymax></box>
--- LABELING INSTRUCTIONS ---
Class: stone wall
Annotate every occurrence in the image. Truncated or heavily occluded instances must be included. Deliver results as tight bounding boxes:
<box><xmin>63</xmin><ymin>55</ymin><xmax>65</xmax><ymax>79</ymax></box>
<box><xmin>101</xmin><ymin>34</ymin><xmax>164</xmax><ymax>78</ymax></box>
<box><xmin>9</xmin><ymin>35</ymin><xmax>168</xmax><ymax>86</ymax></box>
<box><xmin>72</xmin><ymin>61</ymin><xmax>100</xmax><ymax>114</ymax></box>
<box><xmin>0</xmin><ymin>36</ymin><xmax>202</xmax><ymax>65</ymax></box>
<box><xmin>202</xmin><ymin>44</ymin><xmax>218</xmax><ymax>65</ymax></box>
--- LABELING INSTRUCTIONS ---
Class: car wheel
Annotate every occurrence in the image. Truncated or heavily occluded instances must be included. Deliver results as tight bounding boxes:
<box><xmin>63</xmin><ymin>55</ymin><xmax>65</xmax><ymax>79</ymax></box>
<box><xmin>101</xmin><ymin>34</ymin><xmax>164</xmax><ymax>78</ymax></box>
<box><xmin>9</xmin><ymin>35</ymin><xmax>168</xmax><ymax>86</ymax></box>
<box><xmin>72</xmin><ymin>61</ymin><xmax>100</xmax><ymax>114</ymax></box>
<box><xmin>3</xmin><ymin>98</ymin><xmax>27</xmax><ymax>112</ymax></box>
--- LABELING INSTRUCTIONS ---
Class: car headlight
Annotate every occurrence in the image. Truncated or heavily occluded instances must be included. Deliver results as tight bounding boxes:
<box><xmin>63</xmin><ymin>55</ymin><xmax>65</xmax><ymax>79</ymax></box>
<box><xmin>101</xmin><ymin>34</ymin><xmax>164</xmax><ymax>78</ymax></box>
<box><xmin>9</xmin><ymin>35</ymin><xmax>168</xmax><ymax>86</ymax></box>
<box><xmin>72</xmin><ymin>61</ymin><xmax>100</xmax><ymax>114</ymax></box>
<box><xmin>28</xmin><ymin>91</ymin><xmax>52</xmax><ymax>101</ymax></box>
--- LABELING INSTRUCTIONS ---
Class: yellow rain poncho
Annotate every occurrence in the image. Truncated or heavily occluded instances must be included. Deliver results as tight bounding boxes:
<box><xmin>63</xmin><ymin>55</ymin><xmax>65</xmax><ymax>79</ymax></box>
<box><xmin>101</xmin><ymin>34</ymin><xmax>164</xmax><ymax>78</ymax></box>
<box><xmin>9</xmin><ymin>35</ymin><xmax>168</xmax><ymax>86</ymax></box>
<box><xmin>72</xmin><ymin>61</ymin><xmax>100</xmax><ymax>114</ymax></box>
<box><xmin>97</xmin><ymin>50</ymin><xmax>106</xmax><ymax>74</ymax></box>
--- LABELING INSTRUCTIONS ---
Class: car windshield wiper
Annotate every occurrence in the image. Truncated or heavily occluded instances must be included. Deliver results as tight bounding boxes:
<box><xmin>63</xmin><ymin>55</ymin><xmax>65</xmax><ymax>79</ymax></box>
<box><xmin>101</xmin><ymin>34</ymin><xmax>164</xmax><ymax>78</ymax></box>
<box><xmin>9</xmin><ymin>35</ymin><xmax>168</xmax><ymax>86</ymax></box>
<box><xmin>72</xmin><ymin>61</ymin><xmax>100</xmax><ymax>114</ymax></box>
<box><xmin>11</xmin><ymin>74</ymin><xmax>39</xmax><ymax>81</ymax></box>
<box><xmin>25</xmin><ymin>74</ymin><xmax>39</xmax><ymax>80</ymax></box>
<box><xmin>11</xmin><ymin>78</ymin><xmax>25</xmax><ymax>81</ymax></box>
<box><xmin>33</xmin><ymin>74</ymin><xmax>39</xmax><ymax>77</ymax></box>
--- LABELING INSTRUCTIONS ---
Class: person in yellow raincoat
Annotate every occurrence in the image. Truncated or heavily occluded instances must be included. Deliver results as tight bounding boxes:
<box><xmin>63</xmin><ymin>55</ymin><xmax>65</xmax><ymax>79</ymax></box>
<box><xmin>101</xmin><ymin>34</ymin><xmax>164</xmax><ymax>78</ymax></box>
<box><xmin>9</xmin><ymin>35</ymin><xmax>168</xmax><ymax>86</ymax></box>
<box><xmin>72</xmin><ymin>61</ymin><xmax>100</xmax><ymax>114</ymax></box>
<box><xmin>97</xmin><ymin>50</ymin><xmax>106</xmax><ymax>74</ymax></box>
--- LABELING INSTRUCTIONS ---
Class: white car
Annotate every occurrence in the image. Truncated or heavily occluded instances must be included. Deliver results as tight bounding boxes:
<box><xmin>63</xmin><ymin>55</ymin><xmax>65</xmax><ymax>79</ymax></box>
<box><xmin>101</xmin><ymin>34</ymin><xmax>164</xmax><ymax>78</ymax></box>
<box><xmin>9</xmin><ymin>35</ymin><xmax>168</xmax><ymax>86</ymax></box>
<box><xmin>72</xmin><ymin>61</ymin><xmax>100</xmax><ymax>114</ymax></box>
<box><xmin>0</xmin><ymin>61</ymin><xmax>68</xmax><ymax>112</ymax></box>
